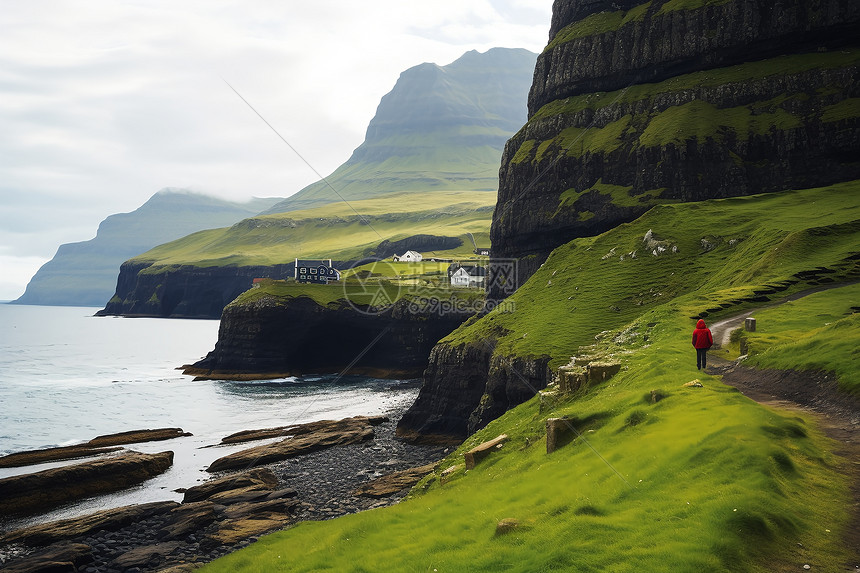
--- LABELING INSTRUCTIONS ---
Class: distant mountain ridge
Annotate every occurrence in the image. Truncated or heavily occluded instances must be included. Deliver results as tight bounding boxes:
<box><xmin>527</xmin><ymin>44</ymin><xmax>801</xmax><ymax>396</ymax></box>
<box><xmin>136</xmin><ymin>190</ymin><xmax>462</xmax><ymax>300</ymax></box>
<box><xmin>12</xmin><ymin>190</ymin><xmax>282</xmax><ymax>307</ymax></box>
<box><xmin>262</xmin><ymin>47</ymin><xmax>537</xmax><ymax>214</ymax></box>
<box><xmin>98</xmin><ymin>48</ymin><xmax>538</xmax><ymax>318</ymax></box>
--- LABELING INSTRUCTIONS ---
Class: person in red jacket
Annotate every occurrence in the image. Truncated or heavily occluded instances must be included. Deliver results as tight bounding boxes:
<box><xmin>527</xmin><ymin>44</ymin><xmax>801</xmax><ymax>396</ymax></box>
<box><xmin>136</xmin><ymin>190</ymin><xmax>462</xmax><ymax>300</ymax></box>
<box><xmin>692</xmin><ymin>319</ymin><xmax>714</xmax><ymax>370</ymax></box>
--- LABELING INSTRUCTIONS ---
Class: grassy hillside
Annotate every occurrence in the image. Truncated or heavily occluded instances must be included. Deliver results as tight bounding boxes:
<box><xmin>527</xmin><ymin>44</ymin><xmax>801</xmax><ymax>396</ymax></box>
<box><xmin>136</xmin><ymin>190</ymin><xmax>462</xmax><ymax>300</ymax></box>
<box><xmin>450</xmin><ymin>181</ymin><xmax>860</xmax><ymax>368</ymax></box>
<box><xmin>130</xmin><ymin>190</ymin><xmax>495</xmax><ymax>268</ymax></box>
<box><xmin>201</xmin><ymin>183</ymin><xmax>859</xmax><ymax>572</ymax></box>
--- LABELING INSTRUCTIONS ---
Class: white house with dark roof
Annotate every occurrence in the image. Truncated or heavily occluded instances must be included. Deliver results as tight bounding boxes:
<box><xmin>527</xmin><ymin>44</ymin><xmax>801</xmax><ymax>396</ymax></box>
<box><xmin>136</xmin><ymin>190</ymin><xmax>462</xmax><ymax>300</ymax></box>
<box><xmin>393</xmin><ymin>250</ymin><xmax>423</xmax><ymax>262</ymax></box>
<box><xmin>450</xmin><ymin>264</ymin><xmax>486</xmax><ymax>288</ymax></box>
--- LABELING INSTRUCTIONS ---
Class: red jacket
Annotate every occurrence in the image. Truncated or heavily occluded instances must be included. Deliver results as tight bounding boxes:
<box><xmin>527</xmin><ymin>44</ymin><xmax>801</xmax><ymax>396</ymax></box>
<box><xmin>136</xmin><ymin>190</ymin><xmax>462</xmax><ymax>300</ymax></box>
<box><xmin>692</xmin><ymin>319</ymin><xmax>713</xmax><ymax>349</ymax></box>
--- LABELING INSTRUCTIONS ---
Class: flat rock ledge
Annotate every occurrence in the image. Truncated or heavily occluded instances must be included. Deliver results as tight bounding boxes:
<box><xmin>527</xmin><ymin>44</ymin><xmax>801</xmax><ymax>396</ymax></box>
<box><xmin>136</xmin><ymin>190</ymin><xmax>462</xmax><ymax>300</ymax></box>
<box><xmin>0</xmin><ymin>451</ymin><xmax>174</xmax><ymax>516</ymax></box>
<box><xmin>0</xmin><ymin>468</ymin><xmax>300</xmax><ymax>573</ymax></box>
<box><xmin>206</xmin><ymin>416</ymin><xmax>385</xmax><ymax>472</ymax></box>
<box><xmin>219</xmin><ymin>415</ymin><xmax>387</xmax><ymax>445</ymax></box>
<box><xmin>0</xmin><ymin>428</ymin><xmax>191</xmax><ymax>469</ymax></box>
<box><xmin>0</xmin><ymin>413</ymin><xmax>450</xmax><ymax>573</ymax></box>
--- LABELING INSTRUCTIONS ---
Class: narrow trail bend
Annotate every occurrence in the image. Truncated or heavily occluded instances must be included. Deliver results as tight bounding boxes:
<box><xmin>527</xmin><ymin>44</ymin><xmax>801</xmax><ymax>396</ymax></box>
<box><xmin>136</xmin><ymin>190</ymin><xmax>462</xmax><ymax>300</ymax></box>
<box><xmin>702</xmin><ymin>284</ymin><xmax>859</xmax><ymax>570</ymax></box>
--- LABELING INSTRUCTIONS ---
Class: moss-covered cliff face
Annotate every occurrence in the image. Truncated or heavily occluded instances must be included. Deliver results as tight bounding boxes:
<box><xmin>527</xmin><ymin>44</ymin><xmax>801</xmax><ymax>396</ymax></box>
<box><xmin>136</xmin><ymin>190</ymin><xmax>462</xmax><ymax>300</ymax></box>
<box><xmin>490</xmin><ymin>0</ymin><xmax>860</xmax><ymax>295</ymax></box>
<box><xmin>400</xmin><ymin>0</ymin><xmax>860</xmax><ymax>443</ymax></box>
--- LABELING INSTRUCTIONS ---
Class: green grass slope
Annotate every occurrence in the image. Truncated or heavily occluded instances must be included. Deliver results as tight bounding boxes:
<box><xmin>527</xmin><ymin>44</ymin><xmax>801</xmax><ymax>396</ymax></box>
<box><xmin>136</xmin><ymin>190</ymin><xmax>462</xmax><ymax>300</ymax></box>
<box><xmin>201</xmin><ymin>183</ymin><xmax>859</xmax><ymax>572</ymax></box>
<box><xmin>130</xmin><ymin>190</ymin><xmax>495</xmax><ymax>268</ymax></box>
<box><xmin>452</xmin><ymin>181</ymin><xmax>860</xmax><ymax>369</ymax></box>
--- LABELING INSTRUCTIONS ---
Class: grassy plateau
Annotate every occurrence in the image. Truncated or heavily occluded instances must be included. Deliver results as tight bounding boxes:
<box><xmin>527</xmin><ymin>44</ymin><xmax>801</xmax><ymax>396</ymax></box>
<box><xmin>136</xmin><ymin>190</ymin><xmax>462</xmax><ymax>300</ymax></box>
<box><xmin>129</xmin><ymin>190</ymin><xmax>495</xmax><ymax>270</ymax></box>
<box><xmin>200</xmin><ymin>182</ymin><xmax>859</xmax><ymax>572</ymax></box>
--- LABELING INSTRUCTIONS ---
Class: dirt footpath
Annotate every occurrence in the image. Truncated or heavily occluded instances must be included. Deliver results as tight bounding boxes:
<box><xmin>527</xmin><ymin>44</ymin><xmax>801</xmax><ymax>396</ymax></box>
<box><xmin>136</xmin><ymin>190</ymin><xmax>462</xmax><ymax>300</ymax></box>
<box><xmin>705</xmin><ymin>296</ymin><xmax>859</xmax><ymax>570</ymax></box>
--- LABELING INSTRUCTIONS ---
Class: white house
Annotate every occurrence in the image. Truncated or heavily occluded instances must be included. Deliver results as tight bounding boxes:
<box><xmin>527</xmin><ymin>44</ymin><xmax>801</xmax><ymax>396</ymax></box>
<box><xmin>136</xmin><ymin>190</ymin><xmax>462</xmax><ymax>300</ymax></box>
<box><xmin>450</xmin><ymin>265</ymin><xmax>486</xmax><ymax>288</ymax></box>
<box><xmin>393</xmin><ymin>250</ymin><xmax>423</xmax><ymax>262</ymax></box>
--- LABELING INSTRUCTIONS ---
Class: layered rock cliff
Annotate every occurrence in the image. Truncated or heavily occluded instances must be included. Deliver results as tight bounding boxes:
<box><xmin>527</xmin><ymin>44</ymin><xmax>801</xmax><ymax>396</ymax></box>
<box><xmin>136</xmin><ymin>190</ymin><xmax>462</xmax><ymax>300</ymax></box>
<box><xmin>398</xmin><ymin>0</ymin><xmax>860</xmax><ymax>444</ymax></box>
<box><xmin>489</xmin><ymin>0</ymin><xmax>860</xmax><ymax>296</ymax></box>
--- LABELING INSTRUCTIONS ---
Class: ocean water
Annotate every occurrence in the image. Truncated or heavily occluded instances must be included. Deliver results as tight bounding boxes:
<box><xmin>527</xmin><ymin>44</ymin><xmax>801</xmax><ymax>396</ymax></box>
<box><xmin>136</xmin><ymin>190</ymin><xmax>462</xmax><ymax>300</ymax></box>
<box><xmin>0</xmin><ymin>304</ymin><xmax>418</xmax><ymax>528</ymax></box>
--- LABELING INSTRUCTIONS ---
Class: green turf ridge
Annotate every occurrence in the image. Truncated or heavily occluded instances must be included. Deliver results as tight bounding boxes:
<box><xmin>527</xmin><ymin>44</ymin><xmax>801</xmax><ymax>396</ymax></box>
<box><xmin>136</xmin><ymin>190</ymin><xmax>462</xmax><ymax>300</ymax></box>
<box><xmin>525</xmin><ymin>49</ymin><xmax>860</xmax><ymax>124</ymax></box>
<box><xmin>513</xmin><ymin>65</ymin><xmax>858</xmax><ymax>167</ymax></box>
<box><xmin>200</xmin><ymin>182</ymin><xmax>858</xmax><ymax>572</ymax></box>
<box><xmin>727</xmin><ymin>282</ymin><xmax>860</xmax><ymax>394</ymax></box>
<box><xmin>231</xmin><ymin>272</ymin><xmax>485</xmax><ymax>312</ymax></box>
<box><xmin>545</xmin><ymin>0</ymin><xmax>832</xmax><ymax>52</ymax></box>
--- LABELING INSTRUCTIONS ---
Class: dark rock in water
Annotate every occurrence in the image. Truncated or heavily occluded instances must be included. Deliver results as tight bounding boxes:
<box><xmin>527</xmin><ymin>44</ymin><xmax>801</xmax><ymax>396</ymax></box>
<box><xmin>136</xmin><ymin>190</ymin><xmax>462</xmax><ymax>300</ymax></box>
<box><xmin>206</xmin><ymin>417</ymin><xmax>378</xmax><ymax>473</ymax></box>
<box><xmin>97</xmin><ymin>261</ymin><xmax>298</xmax><ymax>319</ymax></box>
<box><xmin>0</xmin><ymin>445</ymin><xmax>123</xmax><ymax>469</ymax></box>
<box><xmin>353</xmin><ymin>463</ymin><xmax>437</xmax><ymax>498</ymax></box>
<box><xmin>0</xmin><ymin>429</ymin><xmax>190</xmax><ymax>470</ymax></box>
<box><xmin>0</xmin><ymin>451</ymin><xmax>174</xmax><ymax>516</ymax></box>
<box><xmin>188</xmin><ymin>295</ymin><xmax>472</xmax><ymax>379</ymax></box>
<box><xmin>181</xmin><ymin>468</ymin><xmax>278</xmax><ymax>503</ymax></box>
<box><xmin>1</xmin><ymin>501</ymin><xmax>179</xmax><ymax>547</ymax></box>
<box><xmin>1</xmin><ymin>542</ymin><xmax>93</xmax><ymax>573</ymax></box>
<box><xmin>87</xmin><ymin>428</ymin><xmax>191</xmax><ymax>447</ymax></box>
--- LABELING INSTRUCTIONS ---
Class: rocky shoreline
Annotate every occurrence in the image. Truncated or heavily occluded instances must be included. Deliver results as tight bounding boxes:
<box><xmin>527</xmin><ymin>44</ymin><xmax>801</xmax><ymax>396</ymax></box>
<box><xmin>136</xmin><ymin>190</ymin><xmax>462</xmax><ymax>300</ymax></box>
<box><xmin>0</xmin><ymin>402</ymin><xmax>450</xmax><ymax>573</ymax></box>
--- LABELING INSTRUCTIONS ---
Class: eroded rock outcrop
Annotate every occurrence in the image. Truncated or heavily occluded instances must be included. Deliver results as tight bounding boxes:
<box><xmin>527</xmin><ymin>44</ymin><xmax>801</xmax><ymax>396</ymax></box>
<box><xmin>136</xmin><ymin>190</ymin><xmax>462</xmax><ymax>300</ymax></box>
<box><xmin>397</xmin><ymin>342</ymin><xmax>552</xmax><ymax>444</ymax></box>
<box><xmin>0</xmin><ymin>468</ymin><xmax>301</xmax><ymax>573</ymax></box>
<box><xmin>353</xmin><ymin>463</ymin><xmax>437</xmax><ymax>498</ymax></box>
<box><xmin>187</xmin><ymin>296</ymin><xmax>473</xmax><ymax>379</ymax></box>
<box><xmin>1</xmin><ymin>501</ymin><xmax>180</xmax><ymax>547</ymax></box>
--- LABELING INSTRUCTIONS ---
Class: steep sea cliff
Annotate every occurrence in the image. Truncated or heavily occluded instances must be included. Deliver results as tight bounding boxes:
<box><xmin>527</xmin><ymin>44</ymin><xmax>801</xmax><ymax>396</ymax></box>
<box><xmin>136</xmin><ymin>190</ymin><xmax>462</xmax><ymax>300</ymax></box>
<box><xmin>186</xmin><ymin>292</ymin><xmax>475</xmax><ymax>380</ymax></box>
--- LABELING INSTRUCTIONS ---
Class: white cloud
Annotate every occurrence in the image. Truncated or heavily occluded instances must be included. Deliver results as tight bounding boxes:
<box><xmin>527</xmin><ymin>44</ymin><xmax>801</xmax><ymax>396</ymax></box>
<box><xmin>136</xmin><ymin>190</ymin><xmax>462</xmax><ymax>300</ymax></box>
<box><xmin>0</xmin><ymin>0</ymin><xmax>552</xmax><ymax>300</ymax></box>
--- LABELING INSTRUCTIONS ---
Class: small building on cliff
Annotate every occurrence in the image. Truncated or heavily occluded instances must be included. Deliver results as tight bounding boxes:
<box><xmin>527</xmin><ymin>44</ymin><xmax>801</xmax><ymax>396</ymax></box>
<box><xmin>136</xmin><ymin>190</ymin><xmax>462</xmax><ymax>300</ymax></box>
<box><xmin>393</xmin><ymin>250</ymin><xmax>423</xmax><ymax>262</ymax></box>
<box><xmin>449</xmin><ymin>264</ymin><xmax>486</xmax><ymax>288</ymax></box>
<box><xmin>295</xmin><ymin>259</ymin><xmax>341</xmax><ymax>284</ymax></box>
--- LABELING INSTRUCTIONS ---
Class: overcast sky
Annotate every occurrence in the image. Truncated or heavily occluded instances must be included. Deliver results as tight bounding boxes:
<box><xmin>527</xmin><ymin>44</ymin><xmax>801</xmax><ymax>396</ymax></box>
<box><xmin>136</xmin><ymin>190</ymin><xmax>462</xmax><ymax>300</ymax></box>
<box><xmin>0</xmin><ymin>0</ymin><xmax>552</xmax><ymax>301</ymax></box>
